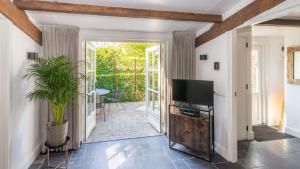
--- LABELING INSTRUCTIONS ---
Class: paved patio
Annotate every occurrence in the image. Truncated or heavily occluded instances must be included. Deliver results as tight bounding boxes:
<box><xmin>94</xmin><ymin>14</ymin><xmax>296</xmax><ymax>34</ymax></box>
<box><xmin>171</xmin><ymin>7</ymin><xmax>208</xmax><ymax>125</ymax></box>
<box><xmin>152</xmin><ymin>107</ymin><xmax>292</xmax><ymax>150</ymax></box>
<box><xmin>86</xmin><ymin>102</ymin><xmax>161</xmax><ymax>143</ymax></box>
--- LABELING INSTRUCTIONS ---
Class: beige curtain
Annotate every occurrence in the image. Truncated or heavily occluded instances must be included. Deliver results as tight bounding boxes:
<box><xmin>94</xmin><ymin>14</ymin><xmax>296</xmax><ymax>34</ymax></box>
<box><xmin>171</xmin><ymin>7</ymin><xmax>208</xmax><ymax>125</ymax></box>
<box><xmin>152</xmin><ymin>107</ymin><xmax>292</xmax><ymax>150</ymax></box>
<box><xmin>171</xmin><ymin>31</ymin><xmax>196</xmax><ymax>80</ymax></box>
<box><xmin>41</xmin><ymin>25</ymin><xmax>80</xmax><ymax>149</ymax></box>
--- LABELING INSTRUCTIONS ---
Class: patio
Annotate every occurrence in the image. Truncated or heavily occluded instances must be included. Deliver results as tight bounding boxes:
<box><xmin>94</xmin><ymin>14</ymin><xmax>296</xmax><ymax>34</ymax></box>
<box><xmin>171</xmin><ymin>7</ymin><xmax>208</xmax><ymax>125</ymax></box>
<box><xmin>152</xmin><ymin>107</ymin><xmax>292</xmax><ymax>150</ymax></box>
<box><xmin>86</xmin><ymin>102</ymin><xmax>161</xmax><ymax>143</ymax></box>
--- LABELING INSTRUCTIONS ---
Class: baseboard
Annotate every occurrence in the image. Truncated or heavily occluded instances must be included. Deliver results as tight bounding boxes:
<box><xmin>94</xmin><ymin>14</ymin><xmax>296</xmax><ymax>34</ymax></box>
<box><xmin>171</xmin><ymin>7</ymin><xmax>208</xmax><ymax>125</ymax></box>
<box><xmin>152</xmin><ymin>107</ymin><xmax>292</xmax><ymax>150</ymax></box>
<box><xmin>284</xmin><ymin>126</ymin><xmax>300</xmax><ymax>138</ymax></box>
<box><xmin>248</xmin><ymin>130</ymin><xmax>254</xmax><ymax>140</ymax></box>
<box><xmin>215</xmin><ymin>142</ymin><xmax>229</xmax><ymax>161</ymax></box>
<box><xmin>19</xmin><ymin>143</ymin><xmax>41</xmax><ymax>169</ymax></box>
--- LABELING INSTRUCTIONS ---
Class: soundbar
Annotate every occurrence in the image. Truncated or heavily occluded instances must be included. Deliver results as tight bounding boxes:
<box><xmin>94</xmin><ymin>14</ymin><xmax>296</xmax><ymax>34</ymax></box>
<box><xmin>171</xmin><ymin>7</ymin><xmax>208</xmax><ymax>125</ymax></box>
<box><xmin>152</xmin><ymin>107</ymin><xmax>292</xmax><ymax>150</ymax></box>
<box><xmin>180</xmin><ymin>107</ymin><xmax>199</xmax><ymax>117</ymax></box>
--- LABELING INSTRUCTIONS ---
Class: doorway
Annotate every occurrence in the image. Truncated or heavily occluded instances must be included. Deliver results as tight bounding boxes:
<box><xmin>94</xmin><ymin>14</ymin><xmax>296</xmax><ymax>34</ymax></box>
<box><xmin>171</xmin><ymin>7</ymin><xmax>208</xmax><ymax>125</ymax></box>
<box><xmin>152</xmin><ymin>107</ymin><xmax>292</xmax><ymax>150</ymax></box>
<box><xmin>251</xmin><ymin>31</ymin><xmax>285</xmax><ymax>142</ymax></box>
<box><xmin>83</xmin><ymin>41</ymin><xmax>164</xmax><ymax>142</ymax></box>
<box><xmin>251</xmin><ymin>45</ymin><xmax>264</xmax><ymax>126</ymax></box>
<box><xmin>236</xmin><ymin>26</ymin><xmax>286</xmax><ymax>142</ymax></box>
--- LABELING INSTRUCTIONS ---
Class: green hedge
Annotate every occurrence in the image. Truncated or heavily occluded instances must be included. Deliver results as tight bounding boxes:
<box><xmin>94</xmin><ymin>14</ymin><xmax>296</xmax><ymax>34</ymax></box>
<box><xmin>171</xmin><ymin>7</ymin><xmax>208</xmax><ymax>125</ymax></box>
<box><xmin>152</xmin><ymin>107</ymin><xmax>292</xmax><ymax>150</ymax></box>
<box><xmin>96</xmin><ymin>43</ymin><xmax>156</xmax><ymax>102</ymax></box>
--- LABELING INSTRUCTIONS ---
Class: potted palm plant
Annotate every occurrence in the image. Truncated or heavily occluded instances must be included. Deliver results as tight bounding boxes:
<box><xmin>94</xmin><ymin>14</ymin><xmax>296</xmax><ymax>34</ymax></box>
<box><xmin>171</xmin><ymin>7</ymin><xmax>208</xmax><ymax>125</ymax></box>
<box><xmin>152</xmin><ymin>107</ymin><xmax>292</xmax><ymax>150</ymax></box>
<box><xmin>24</xmin><ymin>55</ymin><xmax>82</xmax><ymax>146</ymax></box>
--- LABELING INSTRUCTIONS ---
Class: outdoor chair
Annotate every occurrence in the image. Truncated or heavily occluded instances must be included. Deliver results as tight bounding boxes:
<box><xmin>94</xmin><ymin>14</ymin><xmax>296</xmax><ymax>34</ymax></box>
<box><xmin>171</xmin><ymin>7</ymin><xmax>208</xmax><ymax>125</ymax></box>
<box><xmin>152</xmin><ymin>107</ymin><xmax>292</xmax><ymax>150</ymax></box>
<box><xmin>105</xmin><ymin>89</ymin><xmax>126</xmax><ymax>112</ymax></box>
<box><xmin>96</xmin><ymin>95</ymin><xmax>106</xmax><ymax>122</ymax></box>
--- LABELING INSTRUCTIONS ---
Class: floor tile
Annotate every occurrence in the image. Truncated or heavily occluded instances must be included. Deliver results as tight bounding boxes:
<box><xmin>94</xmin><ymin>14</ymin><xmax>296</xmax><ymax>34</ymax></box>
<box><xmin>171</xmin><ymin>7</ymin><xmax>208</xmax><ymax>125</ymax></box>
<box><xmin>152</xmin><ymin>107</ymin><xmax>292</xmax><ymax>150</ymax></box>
<box><xmin>30</xmin><ymin>135</ymin><xmax>300</xmax><ymax>169</ymax></box>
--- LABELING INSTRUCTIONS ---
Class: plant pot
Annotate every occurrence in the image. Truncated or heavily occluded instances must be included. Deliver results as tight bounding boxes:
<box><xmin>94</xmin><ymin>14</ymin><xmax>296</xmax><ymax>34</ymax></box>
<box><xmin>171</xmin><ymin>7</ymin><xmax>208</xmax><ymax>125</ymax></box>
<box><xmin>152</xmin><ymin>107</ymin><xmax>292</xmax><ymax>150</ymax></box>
<box><xmin>47</xmin><ymin>120</ymin><xmax>69</xmax><ymax>146</ymax></box>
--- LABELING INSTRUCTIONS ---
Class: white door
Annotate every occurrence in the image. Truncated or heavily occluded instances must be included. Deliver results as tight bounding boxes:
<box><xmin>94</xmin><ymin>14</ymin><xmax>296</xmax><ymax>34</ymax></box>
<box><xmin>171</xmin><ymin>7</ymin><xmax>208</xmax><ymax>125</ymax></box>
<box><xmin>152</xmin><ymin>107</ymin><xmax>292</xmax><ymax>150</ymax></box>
<box><xmin>252</xmin><ymin>46</ymin><xmax>263</xmax><ymax>125</ymax></box>
<box><xmin>146</xmin><ymin>45</ymin><xmax>161</xmax><ymax>132</ymax></box>
<box><xmin>85</xmin><ymin>42</ymin><xmax>97</xmax><ymax>140</ymax></box>
<box><xmin>237</xmin><ymin>37</ymin><xmax>251</xmax><ymax>140</ymax></box>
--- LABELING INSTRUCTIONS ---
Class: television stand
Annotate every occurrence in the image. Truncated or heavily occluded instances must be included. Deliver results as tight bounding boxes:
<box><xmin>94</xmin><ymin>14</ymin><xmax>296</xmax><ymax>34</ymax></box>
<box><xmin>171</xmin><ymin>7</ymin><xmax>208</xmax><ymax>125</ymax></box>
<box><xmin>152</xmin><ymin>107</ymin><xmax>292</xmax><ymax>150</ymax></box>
<box><xmin>169</xmin><ymin>104</ymin><xmax>214</xmax><ymax>161</ymax></box>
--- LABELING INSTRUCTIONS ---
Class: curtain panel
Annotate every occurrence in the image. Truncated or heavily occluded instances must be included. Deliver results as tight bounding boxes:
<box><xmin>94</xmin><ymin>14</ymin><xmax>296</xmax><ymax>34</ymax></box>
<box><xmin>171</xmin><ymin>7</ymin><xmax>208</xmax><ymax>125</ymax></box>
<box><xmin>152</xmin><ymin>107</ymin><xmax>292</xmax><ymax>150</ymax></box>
<box><xmin>41</xmin><ymin>25</ymin><xmax>81</xmax><ymax>150</ymax></box>
<box><xmin>171</xmin><ymin>31</ymin><xmax>196</xmax><ymax>80</ymax></box>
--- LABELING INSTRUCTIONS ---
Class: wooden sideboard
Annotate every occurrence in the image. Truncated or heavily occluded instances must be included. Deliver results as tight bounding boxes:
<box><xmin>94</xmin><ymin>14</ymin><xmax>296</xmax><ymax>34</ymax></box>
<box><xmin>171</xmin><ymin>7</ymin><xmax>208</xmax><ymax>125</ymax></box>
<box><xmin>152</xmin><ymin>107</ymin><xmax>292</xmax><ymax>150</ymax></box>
<box><xmin>168</xmin><ymin>105</ymin><xmax>214</xmax><ymax>161</ymax></box>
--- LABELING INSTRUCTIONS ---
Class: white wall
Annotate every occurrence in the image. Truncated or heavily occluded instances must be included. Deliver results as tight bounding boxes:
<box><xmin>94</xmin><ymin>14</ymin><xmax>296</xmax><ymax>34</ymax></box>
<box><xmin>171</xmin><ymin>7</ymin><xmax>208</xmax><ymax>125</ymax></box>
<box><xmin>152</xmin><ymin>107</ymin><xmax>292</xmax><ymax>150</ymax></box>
<box><xmin>0</xmin><ymin>19</ymin><xmax>42</xmax><ymax>169</ymax></box>
<box><xmin>252</xmin><ymin>36</ymin><xmax>284</xmax><ymax>126</ymax></box>
<box><xmin>253</xmin><ymin>26</ymin><xmax>300</xmax><ymax>138</ymax></box>
<box><xmin>196</xmin><ymin>32</ymin><xmax>234</xmax><ymax>161</ymax></box>
<box><xmin>0</xmin><ymin>18</ymin><xmax>11</xmax><ymax>169</ymax></box>
<box><xmin>282</xmin><ymin>28</ymin><xmax>300</xmax><ymax>138</ymax></box>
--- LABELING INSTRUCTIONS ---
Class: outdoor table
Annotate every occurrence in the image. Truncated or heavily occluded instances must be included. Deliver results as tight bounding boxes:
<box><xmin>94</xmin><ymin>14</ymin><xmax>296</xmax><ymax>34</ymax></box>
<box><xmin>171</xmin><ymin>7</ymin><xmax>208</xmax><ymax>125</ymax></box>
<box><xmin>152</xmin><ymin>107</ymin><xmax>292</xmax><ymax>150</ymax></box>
<box><xmin>95</xmin><ymin>89</ymin><xmax>110</xmax><ymax>95</ymax></box>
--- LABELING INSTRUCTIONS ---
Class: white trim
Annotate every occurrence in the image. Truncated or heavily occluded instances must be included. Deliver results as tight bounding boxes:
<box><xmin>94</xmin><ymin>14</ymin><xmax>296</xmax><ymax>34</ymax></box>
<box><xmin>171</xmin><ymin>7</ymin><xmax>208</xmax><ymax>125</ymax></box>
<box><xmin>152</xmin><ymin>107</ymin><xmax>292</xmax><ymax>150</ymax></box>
<box><xmin>285</xmin><ymin>126</ymin><xmax>300</xmax><ymax>138</ymax></box>
<box><xmin>227</xmin><ymin>30</ymin><xmax>237</xmax><ymax>162</ymax></box>
<box><xmin>19</xmin><ymin>143</ymin><xmax>42</xmax><ymax>169</ymax></box>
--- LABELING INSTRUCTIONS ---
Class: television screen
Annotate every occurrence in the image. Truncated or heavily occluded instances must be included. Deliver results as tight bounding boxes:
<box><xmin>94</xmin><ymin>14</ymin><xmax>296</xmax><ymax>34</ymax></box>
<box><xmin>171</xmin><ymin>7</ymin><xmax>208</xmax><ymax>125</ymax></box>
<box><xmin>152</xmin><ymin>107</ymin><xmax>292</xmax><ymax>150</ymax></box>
<box><xmin>172</xmin><ymin>79</ymin><xmax>214</xmax><ymax>106</ymax></box>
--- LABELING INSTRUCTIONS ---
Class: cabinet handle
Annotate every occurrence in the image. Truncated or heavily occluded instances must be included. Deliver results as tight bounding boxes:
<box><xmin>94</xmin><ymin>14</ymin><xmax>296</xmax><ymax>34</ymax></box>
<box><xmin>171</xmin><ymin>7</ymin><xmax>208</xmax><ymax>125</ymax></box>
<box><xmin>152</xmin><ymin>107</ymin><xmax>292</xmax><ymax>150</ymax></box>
<box><xmin>185</xmin><ymin>130</ymin><xmax>191</xmax><ymax>135</ymax></box>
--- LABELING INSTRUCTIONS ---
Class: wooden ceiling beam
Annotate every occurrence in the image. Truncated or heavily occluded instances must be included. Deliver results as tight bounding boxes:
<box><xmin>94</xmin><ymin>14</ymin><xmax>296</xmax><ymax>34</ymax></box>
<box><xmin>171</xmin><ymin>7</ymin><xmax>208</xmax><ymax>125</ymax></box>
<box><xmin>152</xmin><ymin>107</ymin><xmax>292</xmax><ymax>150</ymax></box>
<box><xmin>195</xmin><ymin>0</ymin><xmax>286</xmax><ymax>47</ymax></box>
<box><xmin>258</xmin><ymin>19</ymin><xmax>300</xmax><ymax>27</ymax></box>
<box><xmin>14</xmin><ymin>0</ymin><xmax>222</xmax><ymax>23</ymax></box>
<box><xmin>0</xmin><ymin>0</ymin><xmax>42</xmax><ymax>45</ymax></box>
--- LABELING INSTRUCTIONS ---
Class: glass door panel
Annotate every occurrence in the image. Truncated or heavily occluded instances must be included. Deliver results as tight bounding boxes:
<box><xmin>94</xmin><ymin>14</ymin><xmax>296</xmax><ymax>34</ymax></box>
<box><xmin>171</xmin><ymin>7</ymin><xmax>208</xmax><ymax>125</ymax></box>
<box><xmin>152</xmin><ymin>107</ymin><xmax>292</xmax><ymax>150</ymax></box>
<box><xmin>146</xmin><ymin>45</ymin><xmax>161</xmax><ymax>132</ymax></box>
<box><xmin>252</xmin><ymin>46</ymin><xmax>263</xmax><ymax>125</ymax></box>
<box><xmin>85</xmin><ymin>42</ymin><xmax>97</xmax><ymax>140</ymax></box>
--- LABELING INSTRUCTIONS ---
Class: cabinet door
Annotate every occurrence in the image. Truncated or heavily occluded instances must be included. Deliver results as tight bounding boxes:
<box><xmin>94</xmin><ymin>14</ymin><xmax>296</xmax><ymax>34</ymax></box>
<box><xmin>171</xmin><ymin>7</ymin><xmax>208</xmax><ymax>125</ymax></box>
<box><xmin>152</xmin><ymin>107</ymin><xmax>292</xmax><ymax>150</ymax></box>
<box><xmin>170</xmin><ymin>114</ymin><xmax>209</xmax><ymax>153</ymax></box>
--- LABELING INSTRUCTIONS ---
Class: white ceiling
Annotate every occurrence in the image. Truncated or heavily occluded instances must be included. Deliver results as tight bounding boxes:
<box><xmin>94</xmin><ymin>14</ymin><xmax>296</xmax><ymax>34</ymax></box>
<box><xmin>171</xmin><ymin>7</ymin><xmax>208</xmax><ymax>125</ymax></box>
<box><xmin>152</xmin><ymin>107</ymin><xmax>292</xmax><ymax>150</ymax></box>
<box><xmin>45</xmin><ymin>0</ymin><xmax>242</xmax><ymax>14</ymax></box>
<box><xmin>28</xmin><ymin>0</ymin><xmax>244</xmax><ymax>33</ymax></box>
<box><xmin>29</xmin><ymin>11</ymin><xmax>209</xmax><ymax>33</ymax></box>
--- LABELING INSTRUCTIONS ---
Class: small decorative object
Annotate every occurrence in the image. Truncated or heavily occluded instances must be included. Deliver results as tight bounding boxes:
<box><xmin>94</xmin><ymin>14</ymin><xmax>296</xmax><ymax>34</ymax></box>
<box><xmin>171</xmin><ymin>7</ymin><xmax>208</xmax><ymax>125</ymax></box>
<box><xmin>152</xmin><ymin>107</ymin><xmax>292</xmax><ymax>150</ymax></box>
<box><xmin>200</xmin><ymin>54</ymin><xmax>208</xmax><ymax>60</ymax></box>
<box><xmin>27</xmin><ymin>52</ymin><xmax>39</xmax><ymax>60</ymax></box>
<box><xmin>24</xmin><ymin>55</ymin><xmax>83</xmax><ymax>146</ymax></box>
<box><xmin>214</xmin><ymin>62</ymin><xmax>220</xmax><ymax>70</ymax></box>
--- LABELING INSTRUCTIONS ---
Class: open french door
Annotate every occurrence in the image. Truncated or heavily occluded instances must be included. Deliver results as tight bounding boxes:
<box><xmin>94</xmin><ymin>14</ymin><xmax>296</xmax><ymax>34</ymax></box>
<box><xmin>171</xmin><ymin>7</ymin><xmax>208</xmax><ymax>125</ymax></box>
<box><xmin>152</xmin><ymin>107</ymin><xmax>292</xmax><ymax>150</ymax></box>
<box><xmin>85</xmin><ymin>42</ymin><xmax>97</xmax><ymax>140</ymax></box>
<box><xmin>146</xmin><ymin>45</ymin><xmax>161</xmax><ymax>132</ymax></box>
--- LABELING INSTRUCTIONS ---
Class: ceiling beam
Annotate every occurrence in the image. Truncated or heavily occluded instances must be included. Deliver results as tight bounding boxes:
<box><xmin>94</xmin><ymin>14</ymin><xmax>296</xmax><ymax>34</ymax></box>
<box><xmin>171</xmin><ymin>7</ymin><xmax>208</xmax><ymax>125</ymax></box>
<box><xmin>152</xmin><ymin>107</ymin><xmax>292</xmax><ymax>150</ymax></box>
<box><xmin>0</xmin><ymin>0</ymin><xmax>42</xmax><ymax>45</ymax></box>
<box><xmin>14</xmin><ymin>0</ymin><xmax>222</xmax><ymax>23</ymax></box>
<box><xmin>258</xmin><ymin>19</ymin><xmax>300</xmax><ymax>27</ymax></box>
<box><xmin>195</xmin><ymin>0</ymin><xmax>286</xmax><ymax>47</ymax></box>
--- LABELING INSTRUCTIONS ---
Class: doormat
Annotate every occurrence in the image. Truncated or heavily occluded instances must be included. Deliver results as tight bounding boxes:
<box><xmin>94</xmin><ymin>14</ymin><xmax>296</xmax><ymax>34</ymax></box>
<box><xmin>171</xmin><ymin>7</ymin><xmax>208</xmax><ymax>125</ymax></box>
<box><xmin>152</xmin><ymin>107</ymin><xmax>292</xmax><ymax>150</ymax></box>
<box><xmin>253</xmin><ymin>125</ymin><xmax>294</xmax><ymax>142</ymax></box>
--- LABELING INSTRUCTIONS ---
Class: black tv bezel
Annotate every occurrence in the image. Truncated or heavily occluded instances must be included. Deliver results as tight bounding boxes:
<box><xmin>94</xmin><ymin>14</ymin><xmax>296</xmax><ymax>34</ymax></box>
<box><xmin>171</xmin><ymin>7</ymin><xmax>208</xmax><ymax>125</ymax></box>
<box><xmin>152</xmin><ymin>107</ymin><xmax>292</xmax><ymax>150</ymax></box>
<box><xmin>172</xmin><ymin>79</ymin><xmax>214</xmax><ymax>107</ymax></box>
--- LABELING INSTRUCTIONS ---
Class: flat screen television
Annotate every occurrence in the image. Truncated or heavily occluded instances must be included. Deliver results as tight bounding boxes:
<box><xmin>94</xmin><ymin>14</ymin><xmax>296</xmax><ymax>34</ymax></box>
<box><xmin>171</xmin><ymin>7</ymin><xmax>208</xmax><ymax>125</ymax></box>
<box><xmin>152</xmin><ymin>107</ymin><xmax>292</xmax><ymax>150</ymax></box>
<box><xmin>172</xmin><ymin>79</ymin><xmax>214</xmax><ymax>106</ymax></box>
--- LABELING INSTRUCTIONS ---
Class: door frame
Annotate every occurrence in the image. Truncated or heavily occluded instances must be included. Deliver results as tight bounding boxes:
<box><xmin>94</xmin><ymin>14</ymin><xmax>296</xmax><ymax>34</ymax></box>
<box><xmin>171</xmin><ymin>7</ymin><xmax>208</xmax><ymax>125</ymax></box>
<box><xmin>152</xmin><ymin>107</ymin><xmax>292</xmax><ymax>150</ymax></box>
<box><xmin>236</xmin><ymin>29</ymin><xmax>254</xmax><ymax>141</ymax></box>
<box><xmin>79</xmin><ymin>30</ymin><xmax>173</xmax><ymax>138</ymax></box>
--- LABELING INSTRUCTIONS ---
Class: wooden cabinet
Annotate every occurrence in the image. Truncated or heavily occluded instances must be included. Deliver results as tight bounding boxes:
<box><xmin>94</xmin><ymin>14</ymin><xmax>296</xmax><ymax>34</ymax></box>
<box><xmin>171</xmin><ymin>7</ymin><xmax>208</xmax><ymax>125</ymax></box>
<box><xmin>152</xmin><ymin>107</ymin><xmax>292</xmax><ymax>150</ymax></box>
<box><xmin>170</xmin><ymin>113</ymin><xmax>209</xmax><ymax>153</ymax></box>
<box><xmin>168</xmin><ymin>105</ymin><xmax>214</xmax><ymax>161</ymax></box>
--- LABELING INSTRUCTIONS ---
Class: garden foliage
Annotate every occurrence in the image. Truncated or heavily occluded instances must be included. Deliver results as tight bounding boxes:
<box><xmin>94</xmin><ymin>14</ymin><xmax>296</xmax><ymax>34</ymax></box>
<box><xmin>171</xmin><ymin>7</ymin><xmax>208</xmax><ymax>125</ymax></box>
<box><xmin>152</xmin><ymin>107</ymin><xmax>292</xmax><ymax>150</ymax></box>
<box><xmin>96</xmin><ymin>43</ymin><xmax>157</xmax><ymax>102</ymax></box>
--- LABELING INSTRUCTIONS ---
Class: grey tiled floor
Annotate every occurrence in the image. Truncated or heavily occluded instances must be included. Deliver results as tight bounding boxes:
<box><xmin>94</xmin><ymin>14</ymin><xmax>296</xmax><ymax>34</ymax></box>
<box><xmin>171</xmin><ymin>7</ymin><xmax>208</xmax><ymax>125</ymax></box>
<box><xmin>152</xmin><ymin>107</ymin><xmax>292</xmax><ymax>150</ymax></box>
<box><xmin>87</xmin><ymin>102</ymin><xmax>160</xmax><ymax>143</ymax></box>
<box><xmin>30</xmin><ymin>136</ymin><xmax>300</xmax><ymax>169</ymax></box>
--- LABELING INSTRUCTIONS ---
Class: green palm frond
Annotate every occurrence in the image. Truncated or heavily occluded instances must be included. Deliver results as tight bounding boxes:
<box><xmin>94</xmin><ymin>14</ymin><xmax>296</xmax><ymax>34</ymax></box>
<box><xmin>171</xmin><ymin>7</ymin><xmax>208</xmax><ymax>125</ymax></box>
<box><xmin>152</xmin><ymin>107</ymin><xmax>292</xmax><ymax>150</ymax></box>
<box><xmin>24</xmin><ymin>55</ymin><xmax>84</xmax><ymax>125</ymax></box>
